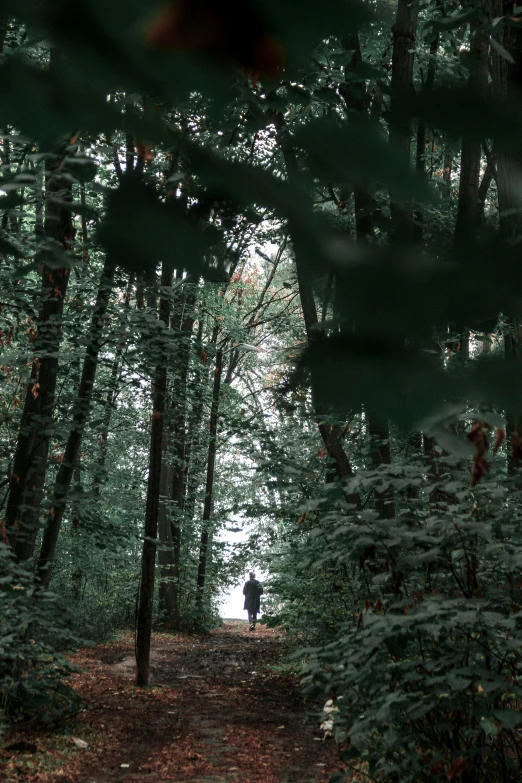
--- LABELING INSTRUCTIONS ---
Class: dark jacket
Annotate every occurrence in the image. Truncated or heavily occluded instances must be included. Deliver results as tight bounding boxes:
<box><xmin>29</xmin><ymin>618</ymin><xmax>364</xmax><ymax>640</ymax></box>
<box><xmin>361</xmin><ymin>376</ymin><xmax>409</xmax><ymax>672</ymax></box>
<box><xmin>243</xmin><ymin>578</ymin><xmax>263</xmax><ymax>613</ymax></box>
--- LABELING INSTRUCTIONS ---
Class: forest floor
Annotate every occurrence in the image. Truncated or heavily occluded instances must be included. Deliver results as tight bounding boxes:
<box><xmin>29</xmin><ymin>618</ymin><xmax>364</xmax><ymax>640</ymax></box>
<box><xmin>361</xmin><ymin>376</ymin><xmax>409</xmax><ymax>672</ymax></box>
<box><xmin>2</xmin><ymin>621</ymin><xmax>347</xmax><ymax>783</ymax></box>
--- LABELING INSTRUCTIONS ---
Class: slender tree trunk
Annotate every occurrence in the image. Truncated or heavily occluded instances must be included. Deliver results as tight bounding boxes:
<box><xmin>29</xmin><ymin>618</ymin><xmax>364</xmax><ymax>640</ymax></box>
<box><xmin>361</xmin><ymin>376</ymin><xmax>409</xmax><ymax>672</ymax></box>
<box><xmin>6</xmin><ymin>138</ymin><xmax>74</xmax><ymax>560</ymax></box>
<box><xmin>158</xmin><ymin>281</ymin><xmax>198</xmax><ymax>626</ymax></box>
<box><xmin>389</xmin><ymin>0</ymin><xmax>419</xmax><ymax>242</ymax></box>
<box><xmin>36</xmin><ymin>258</ymin><xmax>116</xmax><ymax>588</ymax></box>
<box><xmin>414</xmin><ymin>34</ymin><xmax>439</xmax><ymax>233</ymax></box>
<box><xmin>490</xmin><ymin>2</ymin><xmax>522</xmax><ymax>474</ymax></box>
<box><xmin>416</xmin><ymin>37</ymin><xmax>439</xmax><ymax>176</ymax></box>
<box><xmin>442</xmin><ymin>152</ymin><xmax>453</xmax><ymax>198</ymax></box>
<box><xmin>339</xmin><ymin>34</ymin><xmax>374</xmax><ymax>240</ymax></box>
<box><xmin>195</xmin><ymin>349</ymin><xmax>223</xmax><ymax>610</ymax></box>
<box><xmin>491</xmin><ymin>0</ymin><xmax>522</xmax><ymax>239</ymax></box>
<box><xmin>157</xmin><ymin>449</ymin><xmax>177</xmax><ymax>621</ymax></box>
<box><xmin>455</xmin><ymin>19</ymin><xmax>489</xmax><ymax>245</ymax></box>
<box><xmin>135</xmin><ymin>260</ymin><xmax>173</xmax><ymax>687</ymax></box>
<box><xmin>183</xmin><ymin>318</ymin><xmax>209</xmax><ymax>524</ymax></box>
<box><xmin>92</xmin><ymin>279</ymin><xmax>134</xmax><ymax>495</ymax></box>
<box><xmin>505</xmin><ymin>318</ymin><xmax>522</xmax><ymax>475</ymax></box>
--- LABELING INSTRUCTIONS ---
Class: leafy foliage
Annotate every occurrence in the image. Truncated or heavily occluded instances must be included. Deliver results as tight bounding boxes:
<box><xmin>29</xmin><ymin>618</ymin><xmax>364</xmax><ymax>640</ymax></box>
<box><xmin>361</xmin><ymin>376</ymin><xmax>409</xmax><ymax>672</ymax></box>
<box><xmin>1</xmin><ymin>2</ymin><xmax>522</xmax><ymax>781</ymax></box>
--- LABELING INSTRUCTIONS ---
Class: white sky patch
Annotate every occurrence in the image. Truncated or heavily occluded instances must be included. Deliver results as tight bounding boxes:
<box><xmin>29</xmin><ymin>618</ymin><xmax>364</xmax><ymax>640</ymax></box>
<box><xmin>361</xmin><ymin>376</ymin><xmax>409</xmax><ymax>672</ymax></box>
<box><xmin>217</xmin><ymin>522</ymin><xmax>268</xmax><ymax>619</ymax></box>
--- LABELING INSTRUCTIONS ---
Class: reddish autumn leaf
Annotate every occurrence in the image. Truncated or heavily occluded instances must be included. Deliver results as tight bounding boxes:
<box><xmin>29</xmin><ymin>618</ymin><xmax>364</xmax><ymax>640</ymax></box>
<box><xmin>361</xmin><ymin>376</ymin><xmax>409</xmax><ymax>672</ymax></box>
<box><xmin>0</xmin><ymin>517</ymin><xmax>8</xmax><ymax>545</ymax></box>
<box><xmin>467</xmin><ymin>421</ymin><xmax>491</xmax><ymax>486</ymax></box>
<box><xmin>136</xmin><ymin>141</ymin><xmax>154</xmax><ymax>161</ymax></box>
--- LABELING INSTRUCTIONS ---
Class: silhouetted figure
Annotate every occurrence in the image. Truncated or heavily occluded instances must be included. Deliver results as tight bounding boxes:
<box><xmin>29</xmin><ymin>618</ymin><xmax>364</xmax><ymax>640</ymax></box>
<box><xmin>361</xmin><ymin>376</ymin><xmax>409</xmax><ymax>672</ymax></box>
<box><xmin>243</xmin><ymin>570</ymin><xmax>263</xmax><ymax>631</ymax></box>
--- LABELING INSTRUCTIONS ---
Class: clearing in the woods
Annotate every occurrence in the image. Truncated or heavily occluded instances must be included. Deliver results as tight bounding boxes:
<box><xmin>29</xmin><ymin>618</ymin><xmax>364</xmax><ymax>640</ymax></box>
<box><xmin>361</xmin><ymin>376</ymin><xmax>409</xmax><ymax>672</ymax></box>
<box><xmin>1</xmin><ymin>622</ymin><xmax>343</xmax><ymax>783</ymax></box>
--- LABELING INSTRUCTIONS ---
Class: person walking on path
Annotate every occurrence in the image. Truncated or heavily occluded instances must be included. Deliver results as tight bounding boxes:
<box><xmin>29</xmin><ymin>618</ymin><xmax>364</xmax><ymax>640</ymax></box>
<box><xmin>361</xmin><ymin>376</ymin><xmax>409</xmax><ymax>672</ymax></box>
<box><xmin>243</xmin><ymin>570</ymin><xmax>263</xmax><ymax>631</ymax></box>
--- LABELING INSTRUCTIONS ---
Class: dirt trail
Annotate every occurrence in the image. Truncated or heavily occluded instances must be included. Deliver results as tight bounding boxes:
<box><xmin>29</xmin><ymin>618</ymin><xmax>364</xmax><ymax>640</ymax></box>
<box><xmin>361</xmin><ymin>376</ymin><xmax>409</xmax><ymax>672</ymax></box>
<box><xmin>2</xmin><ymin>622</ymin><xmax>343</xmax><ymax>783</ymax></box>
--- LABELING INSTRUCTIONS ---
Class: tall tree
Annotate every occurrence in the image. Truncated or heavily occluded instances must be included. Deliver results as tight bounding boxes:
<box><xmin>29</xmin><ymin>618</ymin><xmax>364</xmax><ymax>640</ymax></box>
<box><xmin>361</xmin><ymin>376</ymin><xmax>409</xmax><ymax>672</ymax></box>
<box><xmin>135</xmin><ymin>259</ymin><xmax>173</xmax><ymax>687</ymax></box>
<box><xmin>455</xmin><ymin>16</ymin><xmax>489</xmax><ymax>245</ymax></box>
<box><xmin>36</xmin><ymin>257</ymin><xmax>117</xmax><ymax>588</ymax></box>
<box><xmin>158</xmin><ymin>279</ymin><xmax>198</xmax><ymax>625</ymax></box>
<box><xmin>389</xmin><ymin>0</ymin><xmax>419</xmax><ymax>242</ymax></box>
<box><xmin>6</xmin><ymin>138</ymin><xmax>74</xmax><ymax>561</ymax></box>
<box><xmin>195</xmin><ymin>347</ymin><xmax>223</xmax><ymax>611</ymax></box>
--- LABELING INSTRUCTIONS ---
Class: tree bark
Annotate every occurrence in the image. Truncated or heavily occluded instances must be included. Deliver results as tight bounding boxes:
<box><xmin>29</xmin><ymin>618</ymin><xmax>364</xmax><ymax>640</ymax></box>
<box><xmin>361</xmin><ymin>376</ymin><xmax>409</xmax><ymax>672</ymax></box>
<box><xmin>455</xmin><ymin>18</ymin><xmax>489</xmax><ymax>246</ymax></box>
<box><xmin>157</xmin><ymin>450</ymin><xmax>177</xmax><ymax>621</ymax></box>
<box><xmin>36</xmin><ymin>257</ymin><xmax>116</xmax><ymax>588</ymax></box>
<box><xmin>7</xmin><ymin>138</ymin><xmax>74</xmax><ymax>561</ymax></box>
<box><xmin>490</xmin><ymin>2</ymin><xmax>522</xmax><ymax>471</ymax></box>
<box><xmin>158</xmin><ymin>281</ymin><xmax>198</xmax><ymax>626</ymax></box>
<box><xmin>195</xmin><ymin>348</ymin><xmax>223</xmax><ymax>610</ymax></box>
<box><xmin>389</xmin><ymin>0</ymin><xmax>419</xmax><ymax>242</ymax></box>
<box><xmin>183</xmin><ymin>318</ymin><xmax>209</xmax><ymax>524</ymax></box>
<box><xmin>339</xmin><ymin>34</ymin><xmax>375</xmax><ymax>240</ymax></box>
<box><xmin>92</xmin><ymin>279</ymin><xmax>134</xmax><ymax>496</ymax></box>
<box><xmin>490</xmin><ymin>0</ymin><xmax>522</xmax><ymax>239</ymax></box>
<box><xmin>477</xmin><ymin>160</ymin><xmax>495</xmax><ymax>223</ymax></box>
<box><xmin>135</xmin><ymin>260</ymin><xmax>173</xmax><ymax>687</ymax></box>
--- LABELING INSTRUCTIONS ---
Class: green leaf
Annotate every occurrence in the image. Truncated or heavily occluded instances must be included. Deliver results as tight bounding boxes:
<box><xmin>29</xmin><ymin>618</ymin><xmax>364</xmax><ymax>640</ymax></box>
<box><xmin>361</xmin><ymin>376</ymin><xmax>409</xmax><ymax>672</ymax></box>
<box><xmin>430</xmin><ymin>8</ymin><xmax>480</xmax><ymax>30</ymax></box>
<box><xmin>492</xmin><ymin>709</ymin><xmax>522</xmax><ymax>730</ymax></box>
<box><xmin>97</xmin><ymin>176</ymin><xmax>212</xmax><ymax>280</ymax></box>
<box><xmin>480</xmin><ymin>716</ymin><xmax>500</xmax><ymax>735</ymax></box>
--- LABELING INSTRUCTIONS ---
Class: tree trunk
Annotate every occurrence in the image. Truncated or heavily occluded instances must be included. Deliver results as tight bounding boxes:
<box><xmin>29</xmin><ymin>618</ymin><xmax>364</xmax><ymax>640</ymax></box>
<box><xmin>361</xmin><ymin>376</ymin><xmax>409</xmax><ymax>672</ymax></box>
<box><xmin>414</xmin><ymin>34</ymin><xmax>439</xmax><ymax>232</ymax></box>
<box><xmin>157</xmin><ymin>450</ymin><xmax>178</xmax><ymax>621</ymax></box>
<box><xmin>135</xmin><ymin>260</ymin><xmax>173</xmax><ymax>687</ymax></box>
<box><xmin>195</xmin><ymin>348</ymin><xmax>223</xmax><ymax>611</ymax></box>
<box><xmin>455</xmin><ymin>19</ymin><xmax>489</xmax><ymax>246</ymax></box>
<box><xmin>491</xmin><ymin>0</ymin><xmax>522</xmax><ymax>239</ymax></box>
<box><xmin>158</xmin><ymin>281</ymin><xmax>198</xmax><ymax>626</ymax></box>
<box><xmin>490</xmin><ymin>2</ymin><xmax>522</xmax><ymax>472</ymax></box>
<box><xmin>36</xmin><ymin>257</ymin><xmax>116</xmax><ymax>588</ymax></box>
<box><xmin>7</xmin><ymin>138</ymin><xmax>74</xmax><ymax>561</ymax></box>
<box><xmin>442</xmin><ymin>152</ymin><xmax>453</xmax><ymax>198</ymax></box>
<box><xmin>183</xmin><ymin>318</ymin><xmax>209</xmax><ymax>524</ymax></box>
<box><xmin>339</xmin><ymin>34</ymin><xmax>375</xmax><ymax>240</ymax></box>
<box><xmin>477</xmin><ymin>160</ymin><xmax>495</xmax><ymax>223</ymax></box>
<box><xmin>92</xmin><ymin>279</ymin><xmax>133</xmax><ymax>495</ymax></box>
<box><xmin>389</xmin><ymin>0</ymin><xmax>419</xmax><ymax>242</ymax></box>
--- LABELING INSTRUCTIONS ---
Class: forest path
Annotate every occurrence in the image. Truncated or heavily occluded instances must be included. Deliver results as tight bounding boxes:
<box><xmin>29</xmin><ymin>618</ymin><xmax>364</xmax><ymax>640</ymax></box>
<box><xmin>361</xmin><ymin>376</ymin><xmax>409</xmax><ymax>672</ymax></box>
<box><xmin>2</xmin><ymin>622</ymin><xmax>342</xmax><ymax>783</ymax></box>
